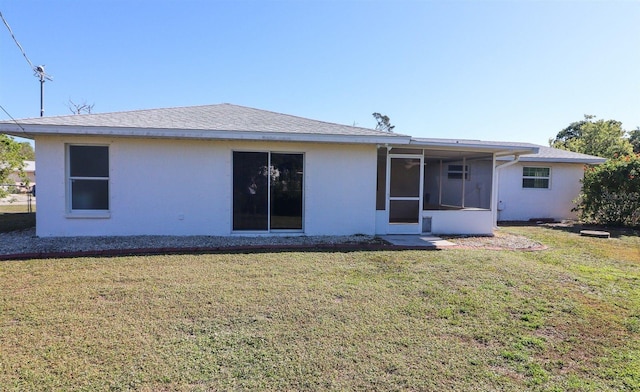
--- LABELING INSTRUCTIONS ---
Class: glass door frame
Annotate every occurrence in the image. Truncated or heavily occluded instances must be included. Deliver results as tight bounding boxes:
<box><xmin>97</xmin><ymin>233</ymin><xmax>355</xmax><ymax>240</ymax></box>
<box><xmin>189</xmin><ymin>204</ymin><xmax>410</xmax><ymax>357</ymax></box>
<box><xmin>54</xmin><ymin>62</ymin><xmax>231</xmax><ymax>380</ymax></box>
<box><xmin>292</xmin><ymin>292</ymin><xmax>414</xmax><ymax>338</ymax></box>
<box><xmin>386</xmin><ymin>152</ymin><xmax>424</xmax><ymax>234</ymax></box>
<box><xmin>231</xmin><ymin>150</ymin><xmax>304</xmax><ymax>233</ymax></box>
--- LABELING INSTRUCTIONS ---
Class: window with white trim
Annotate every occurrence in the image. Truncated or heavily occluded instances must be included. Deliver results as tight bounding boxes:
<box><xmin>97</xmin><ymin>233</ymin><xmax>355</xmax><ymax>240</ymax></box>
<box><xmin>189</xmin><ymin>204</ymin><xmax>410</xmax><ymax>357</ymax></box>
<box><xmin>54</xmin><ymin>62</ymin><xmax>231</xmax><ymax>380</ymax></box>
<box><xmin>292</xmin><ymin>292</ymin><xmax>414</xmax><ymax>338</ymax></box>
<box><xmin>68</xmin><ymin>145</ymin><xmax>109</xmax><ymax>212</ymax></box>
<box><xmin>522</xmin><ymin>167</ymin><xmax>550</xmax><ymax>189</ymax></box>
<box><xmin>447</xmin><ymin>164</ymin><xmax>469</xmax><ymax>180</ymax></box>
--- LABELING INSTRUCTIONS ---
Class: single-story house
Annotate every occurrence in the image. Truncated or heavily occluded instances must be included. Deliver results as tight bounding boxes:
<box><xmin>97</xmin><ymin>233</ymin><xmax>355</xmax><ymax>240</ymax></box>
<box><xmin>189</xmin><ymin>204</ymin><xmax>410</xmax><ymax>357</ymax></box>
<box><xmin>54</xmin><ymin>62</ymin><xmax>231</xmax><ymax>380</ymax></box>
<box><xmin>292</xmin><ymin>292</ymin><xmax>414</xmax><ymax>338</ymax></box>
<box><xmin>0</xmin><ymin>103</ymin><xmax>549</xmax><ymax>237</ymax></box>
<box><xmin>496</xmin><ymin>146</ymin><xmax>606</xmax><ymax>222</ymax></box>
<box><xmin>14</xmin><ymin>160</ymin><xmax>36</xmax><ymax>186</ymax></box>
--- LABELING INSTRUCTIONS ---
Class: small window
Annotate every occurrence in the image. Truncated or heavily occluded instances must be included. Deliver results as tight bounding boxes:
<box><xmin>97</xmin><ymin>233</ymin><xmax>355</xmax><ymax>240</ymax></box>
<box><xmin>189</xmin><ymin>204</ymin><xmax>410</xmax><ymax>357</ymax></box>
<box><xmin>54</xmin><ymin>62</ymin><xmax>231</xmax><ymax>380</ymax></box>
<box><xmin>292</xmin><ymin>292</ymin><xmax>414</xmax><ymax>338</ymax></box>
<box><xmin>68</xmin><ymin>145</ymin><xmax>109</xmax><ymax>211</ymax></box>
<box><xmin>448</xmin><ymin>164</ymin><xmax>469</xmax><ymax>180</ymax></box>
<box><xmin>522</xmin><ymin>167</ymin><xmax>550</xmax><ymax>189</ymax></box>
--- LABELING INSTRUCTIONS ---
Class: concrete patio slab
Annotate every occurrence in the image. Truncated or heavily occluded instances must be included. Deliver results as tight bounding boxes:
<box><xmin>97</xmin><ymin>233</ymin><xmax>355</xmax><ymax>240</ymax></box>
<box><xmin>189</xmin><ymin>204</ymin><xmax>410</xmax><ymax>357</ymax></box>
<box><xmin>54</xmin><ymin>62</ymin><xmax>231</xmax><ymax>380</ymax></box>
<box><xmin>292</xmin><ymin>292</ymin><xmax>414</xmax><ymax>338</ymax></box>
<box><xmin>380</xmin><ymin>235</ymin><xmax>457</xmax><ymax>249</ymax></box>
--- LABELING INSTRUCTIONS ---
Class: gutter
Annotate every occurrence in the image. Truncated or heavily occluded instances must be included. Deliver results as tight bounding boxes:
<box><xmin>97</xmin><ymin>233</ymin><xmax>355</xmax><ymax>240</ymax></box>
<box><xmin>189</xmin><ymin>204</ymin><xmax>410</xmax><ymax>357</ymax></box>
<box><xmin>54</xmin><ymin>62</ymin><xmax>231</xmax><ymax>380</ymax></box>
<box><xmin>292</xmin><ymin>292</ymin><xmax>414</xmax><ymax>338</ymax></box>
<box><xmin>496</xmin><ymin>153</ymin><xmax>521</xmax><ymax>170</ymax></box>
<box><xmin>497</xmin><ymin>157</ymin><xmax>607</xmax><ymax>165</ymax></box>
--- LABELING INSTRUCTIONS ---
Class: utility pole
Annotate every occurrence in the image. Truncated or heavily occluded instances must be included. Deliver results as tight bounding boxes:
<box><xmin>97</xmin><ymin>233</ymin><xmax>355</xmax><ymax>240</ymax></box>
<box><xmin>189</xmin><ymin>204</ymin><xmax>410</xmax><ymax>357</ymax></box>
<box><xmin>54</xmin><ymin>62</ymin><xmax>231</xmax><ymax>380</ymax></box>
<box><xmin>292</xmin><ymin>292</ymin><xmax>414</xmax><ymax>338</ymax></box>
<box><xmin>34</xmin><ymin>65</ymin><xmax>52</xmax><ymax>117</ymax></box>
<box><xmin>0</xmin><ymin>12</ymin><xmax>53</xmax><ymax>117</ymax></box>
<box><xmin>39</xmin><ymin>70</ymin><xmax>44</xmax><ymax>117</ymax></box>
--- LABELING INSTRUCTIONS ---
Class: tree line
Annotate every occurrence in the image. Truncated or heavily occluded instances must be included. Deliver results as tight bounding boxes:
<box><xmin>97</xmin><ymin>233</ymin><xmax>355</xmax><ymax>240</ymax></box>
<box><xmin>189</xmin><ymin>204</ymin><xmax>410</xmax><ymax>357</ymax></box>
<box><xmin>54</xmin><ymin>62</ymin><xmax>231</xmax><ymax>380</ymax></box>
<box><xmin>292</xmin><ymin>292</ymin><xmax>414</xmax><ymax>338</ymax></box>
<box><xmin>550</xmin><ymin>115</ymin><xmax>639</xmax><ymax>158</ymax></box>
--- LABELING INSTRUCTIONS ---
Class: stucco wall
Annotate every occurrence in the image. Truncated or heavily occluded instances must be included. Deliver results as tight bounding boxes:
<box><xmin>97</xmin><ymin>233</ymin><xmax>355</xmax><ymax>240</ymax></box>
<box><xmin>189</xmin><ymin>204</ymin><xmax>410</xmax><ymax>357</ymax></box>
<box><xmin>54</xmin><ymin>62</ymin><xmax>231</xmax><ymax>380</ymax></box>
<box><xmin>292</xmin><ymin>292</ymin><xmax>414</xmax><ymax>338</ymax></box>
<box><xmin>425</xmin><ymin>210</ymin><xmax>494</xmax><ymax>235</ymax></box>
<box><xmin>497</xmin><ymin>162</ymin><xmax>585</xmax><ymax>221</ymax></box>
<box><xmin>34</xmin><ymin>136</ymin><xmax>377</xmax><ymax>237</ymax></box>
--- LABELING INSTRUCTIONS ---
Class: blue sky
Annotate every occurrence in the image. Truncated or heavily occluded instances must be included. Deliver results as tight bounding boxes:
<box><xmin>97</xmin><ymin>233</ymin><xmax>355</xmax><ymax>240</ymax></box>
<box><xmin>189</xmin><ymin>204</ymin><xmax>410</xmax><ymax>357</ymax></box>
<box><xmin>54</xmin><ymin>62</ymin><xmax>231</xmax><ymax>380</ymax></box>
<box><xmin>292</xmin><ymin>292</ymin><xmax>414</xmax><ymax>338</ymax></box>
<box><xmin>1</xmin><ymin>0</ymin><xmax>639</xmax><ymax>146</ymax></box>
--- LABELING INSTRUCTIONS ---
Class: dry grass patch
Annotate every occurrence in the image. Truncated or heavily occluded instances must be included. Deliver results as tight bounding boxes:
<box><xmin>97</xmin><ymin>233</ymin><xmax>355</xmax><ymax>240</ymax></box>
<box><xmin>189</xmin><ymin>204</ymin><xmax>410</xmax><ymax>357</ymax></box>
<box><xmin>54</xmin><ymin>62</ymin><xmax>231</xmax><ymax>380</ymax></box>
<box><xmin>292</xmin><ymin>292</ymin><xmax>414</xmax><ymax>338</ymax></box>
<box><xmin>1</xmin><ymin>226</ymin><xmax>639</xmax><ymax>391</ymax></box>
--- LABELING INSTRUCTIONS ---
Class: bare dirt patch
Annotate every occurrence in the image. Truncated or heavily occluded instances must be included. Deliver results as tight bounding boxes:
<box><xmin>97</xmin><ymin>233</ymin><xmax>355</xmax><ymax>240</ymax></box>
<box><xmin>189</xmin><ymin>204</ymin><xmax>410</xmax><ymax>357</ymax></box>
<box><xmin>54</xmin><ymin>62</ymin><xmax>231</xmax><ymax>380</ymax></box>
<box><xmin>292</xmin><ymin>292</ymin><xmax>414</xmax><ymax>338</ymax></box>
<box><xmin>444</xmin><ymin>229</ymin><xmax>546</xmax><ymax>251</ymax></box>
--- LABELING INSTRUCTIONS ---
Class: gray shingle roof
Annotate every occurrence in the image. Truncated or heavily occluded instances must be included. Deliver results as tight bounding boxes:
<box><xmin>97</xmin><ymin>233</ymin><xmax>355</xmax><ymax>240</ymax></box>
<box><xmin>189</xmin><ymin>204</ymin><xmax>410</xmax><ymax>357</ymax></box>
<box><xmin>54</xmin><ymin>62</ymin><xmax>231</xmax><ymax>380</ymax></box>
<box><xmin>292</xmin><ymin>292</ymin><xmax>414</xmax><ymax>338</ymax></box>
<box><xmin>3</xmin><ymin>103</ymin><xmax>406</xmax><ymax>139</ymax></box>
<box><xmin>3</xmin><ymin>104</ymin><xmax>597</xmax><ymax>162</ymax></box>
<box><xmin>497</xmin><ymin>143</ymin><xmax>606</xmax><ymax>164</ymax></box>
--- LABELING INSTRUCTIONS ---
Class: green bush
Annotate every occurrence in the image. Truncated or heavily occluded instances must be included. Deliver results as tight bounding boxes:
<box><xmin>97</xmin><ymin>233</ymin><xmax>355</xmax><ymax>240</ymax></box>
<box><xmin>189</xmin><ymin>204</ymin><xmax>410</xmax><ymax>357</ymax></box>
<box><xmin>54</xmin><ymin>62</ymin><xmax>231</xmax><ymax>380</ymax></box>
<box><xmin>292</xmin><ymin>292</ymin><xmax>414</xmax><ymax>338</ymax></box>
<box><xmin>576</xmin><ymin>154</ymin><xmax>640</xmax><ymax>228</ymax></box>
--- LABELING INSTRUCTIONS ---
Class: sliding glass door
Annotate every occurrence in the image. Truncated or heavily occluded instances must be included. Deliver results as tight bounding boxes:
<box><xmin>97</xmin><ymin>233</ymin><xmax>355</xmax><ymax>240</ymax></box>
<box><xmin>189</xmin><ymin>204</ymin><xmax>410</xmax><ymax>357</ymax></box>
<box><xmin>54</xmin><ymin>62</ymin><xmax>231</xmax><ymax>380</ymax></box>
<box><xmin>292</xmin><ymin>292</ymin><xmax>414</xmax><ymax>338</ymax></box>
<box><xmin>233</xmin><ymin>151</ymin><xmax>303</xmax><ymax>231</ymax></box>
<box><xmin>269</xmin><ymin>153</ymin><xmax>303</xmax><ymax>230</ymax></box>
<box><xmin>233</xmin><ymin>152</ymin><xmax>269</xmax><ymax>230</ymax></box>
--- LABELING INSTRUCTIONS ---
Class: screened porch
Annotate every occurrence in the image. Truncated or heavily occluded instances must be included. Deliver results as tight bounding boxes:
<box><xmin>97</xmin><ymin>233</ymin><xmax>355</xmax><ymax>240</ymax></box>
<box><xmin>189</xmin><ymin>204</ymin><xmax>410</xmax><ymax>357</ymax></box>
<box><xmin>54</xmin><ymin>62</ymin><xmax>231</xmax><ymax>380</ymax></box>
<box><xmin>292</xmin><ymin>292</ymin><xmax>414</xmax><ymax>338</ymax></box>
<box><xmin>375</xmin><ymin>146</ymin><xmax>495</xmax><ymax>234</ymax></box>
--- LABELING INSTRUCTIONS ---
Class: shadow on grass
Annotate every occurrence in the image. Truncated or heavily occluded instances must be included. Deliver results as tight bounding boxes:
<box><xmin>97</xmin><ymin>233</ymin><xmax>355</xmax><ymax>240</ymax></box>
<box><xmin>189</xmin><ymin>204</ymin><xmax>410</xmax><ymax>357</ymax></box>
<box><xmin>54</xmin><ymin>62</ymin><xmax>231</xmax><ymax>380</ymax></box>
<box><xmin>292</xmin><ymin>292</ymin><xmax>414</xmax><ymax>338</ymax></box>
<box><xmin>0</xmin><ymin>213</ymin><xmax>35</xmax><ymax>233</ymax></box>
<box><xmin>499</xmin><ymin>220</ymin><xmax>640</xmax><ymax>239</ymax></box>
<box><xmin>0</xmin><ymin>242</ymin><xmax>443</xmax><ymax>261</ymax></box>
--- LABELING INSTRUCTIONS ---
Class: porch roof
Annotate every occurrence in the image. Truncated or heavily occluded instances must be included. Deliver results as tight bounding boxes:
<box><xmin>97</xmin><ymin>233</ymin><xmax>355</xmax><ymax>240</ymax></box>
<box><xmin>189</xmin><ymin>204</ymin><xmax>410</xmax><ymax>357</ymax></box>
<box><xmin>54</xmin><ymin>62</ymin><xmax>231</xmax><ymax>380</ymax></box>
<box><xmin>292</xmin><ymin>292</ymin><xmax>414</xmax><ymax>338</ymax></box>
<box><xmin>409</xmin><ymin>138</ymin><xmax>539</xmax><ymax>156</ymax></box>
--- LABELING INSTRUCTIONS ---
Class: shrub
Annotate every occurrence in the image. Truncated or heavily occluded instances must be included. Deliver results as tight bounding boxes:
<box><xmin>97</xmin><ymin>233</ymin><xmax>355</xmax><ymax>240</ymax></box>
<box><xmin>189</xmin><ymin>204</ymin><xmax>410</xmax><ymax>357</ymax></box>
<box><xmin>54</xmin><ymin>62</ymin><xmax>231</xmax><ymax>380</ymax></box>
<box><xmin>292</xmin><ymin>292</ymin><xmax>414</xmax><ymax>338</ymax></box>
<box><xmin>575</xmin><ymin>154</ymin><xmax>640</xmax><ymax>228</ymax></box>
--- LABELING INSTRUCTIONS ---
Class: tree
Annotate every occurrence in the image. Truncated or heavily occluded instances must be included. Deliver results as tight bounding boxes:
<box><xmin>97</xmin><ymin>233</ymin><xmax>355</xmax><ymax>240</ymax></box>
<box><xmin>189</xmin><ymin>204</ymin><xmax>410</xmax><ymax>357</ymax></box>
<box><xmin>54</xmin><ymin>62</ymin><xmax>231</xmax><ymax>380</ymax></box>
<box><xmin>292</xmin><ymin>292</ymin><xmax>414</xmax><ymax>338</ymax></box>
<box><xmin>19</xmin><ymin>142</ymin><xmax>35</xmax><ymax>160</ymax></box>
<box><xmin>0</xmin><ymin>134</ymin><xmax>28</xmax><ymax>198</ymax></box>
<box><xmin>549</xmin><ymin>115</ymin><xmax>633</xmax><ymax>159</ymax></box>
<box><xmin>372</xmin><ymin>112</ymin><xmax>395</xmax><ymax>133</ymax></box>
<box><xmin>67</xmin><ymin>99</ymin><xmax>94</xmax><ymax>115</ymax></box>
<box><xmin>630</xmin><ymin>127</ymin><xmax>640</xmax><ymax>154</ymax></box>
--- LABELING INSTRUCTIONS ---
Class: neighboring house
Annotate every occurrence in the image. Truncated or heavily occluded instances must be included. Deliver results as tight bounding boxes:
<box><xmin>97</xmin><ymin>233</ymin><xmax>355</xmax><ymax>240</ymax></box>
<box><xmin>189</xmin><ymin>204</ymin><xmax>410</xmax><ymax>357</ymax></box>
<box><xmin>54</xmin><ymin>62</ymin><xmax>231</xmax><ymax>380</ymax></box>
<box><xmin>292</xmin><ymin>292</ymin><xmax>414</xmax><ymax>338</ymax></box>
<box><xmin>496</xmin><ymin>146</ymin><xmax>606</xmax><ymax>222</ymax></box>
<box><xmin>6</xmin><ymin>160</ymin><xmax>35</xmax><ymax>191</ymax></box>
<box><xmin>0</xmin><ymin>104</ymin><xmax>538</xmax><ymax>237</ymax></box>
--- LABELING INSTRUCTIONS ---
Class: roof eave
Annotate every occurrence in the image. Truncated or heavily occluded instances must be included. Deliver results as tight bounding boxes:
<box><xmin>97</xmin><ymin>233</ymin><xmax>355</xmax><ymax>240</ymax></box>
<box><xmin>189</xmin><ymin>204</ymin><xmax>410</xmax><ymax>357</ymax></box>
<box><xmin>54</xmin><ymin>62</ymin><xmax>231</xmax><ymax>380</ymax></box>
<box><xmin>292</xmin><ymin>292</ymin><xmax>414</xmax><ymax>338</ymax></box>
<box><xmin>0</xmin><ymin>124</ymin><xmax>411</xmax><ymax>145</ymax></box>
<box><xmin>1</xmin><ymin>125</ymin><xmax>35</xmax><ymax>140</ymax></box>
<box><xmin>511</xmin><ymin>157</ymin><xmax>607</xmax><ymax>164</ymax></box>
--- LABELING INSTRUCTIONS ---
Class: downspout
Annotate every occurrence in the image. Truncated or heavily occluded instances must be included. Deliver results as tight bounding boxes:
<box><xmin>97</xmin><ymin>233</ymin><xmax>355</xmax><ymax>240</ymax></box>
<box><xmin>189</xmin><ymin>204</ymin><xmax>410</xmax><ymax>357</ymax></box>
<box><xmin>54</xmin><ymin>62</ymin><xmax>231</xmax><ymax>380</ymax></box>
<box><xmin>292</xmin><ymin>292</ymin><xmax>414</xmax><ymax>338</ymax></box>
<box><xmin>493</xmin><ymin>154</ymin><xmax>520</xmax><ymax>227</ymax></box>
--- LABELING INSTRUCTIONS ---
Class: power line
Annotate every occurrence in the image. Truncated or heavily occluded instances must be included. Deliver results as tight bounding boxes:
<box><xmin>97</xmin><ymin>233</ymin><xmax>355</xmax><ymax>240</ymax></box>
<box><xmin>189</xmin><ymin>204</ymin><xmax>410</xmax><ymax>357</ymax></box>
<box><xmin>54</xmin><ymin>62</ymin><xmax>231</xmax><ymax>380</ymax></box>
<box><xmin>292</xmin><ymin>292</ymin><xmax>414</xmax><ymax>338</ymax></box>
<box><xmin>1</xmin><ymin>11</ymin><xmax>53</xmax><ymax>117</ymax></box>
<box><xmin>0</xmin><ymin>104</ymin><xmax>31</xmax><ymax>138</ymax></box>
<box><xmin>0</xmin><ymin>11</ymin><xmax>35</xmax><ymax>72</ymax></box>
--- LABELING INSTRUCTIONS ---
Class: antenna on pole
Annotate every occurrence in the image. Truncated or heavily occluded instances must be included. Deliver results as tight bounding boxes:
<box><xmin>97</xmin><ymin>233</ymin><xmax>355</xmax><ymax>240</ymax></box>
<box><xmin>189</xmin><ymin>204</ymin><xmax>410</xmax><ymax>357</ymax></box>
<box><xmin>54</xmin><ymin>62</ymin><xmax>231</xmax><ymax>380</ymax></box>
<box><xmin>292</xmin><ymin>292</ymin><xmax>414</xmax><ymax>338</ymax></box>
<box><xmin>0</xmin><ymin>11</ymin><xmax>53</xmax><ymax>117</ymax></box>
<box><xmin>34</xmin><ymin>65</ymin><xmax>53</xmax><ymax>117</ymax></box>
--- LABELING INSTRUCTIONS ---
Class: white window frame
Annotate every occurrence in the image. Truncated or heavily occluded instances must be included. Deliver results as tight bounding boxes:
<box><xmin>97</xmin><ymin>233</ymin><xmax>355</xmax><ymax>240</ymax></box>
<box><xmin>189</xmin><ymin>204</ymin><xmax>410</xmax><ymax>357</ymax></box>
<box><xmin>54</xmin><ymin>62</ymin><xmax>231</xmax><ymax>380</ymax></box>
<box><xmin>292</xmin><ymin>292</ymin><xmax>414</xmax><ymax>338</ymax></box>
<box><xmin>522</xmin><ymin>166</ymin><xmax>551</xmax><ymax>189</ymax></box>
<box><xmin>447</xmin><ymin>164</ymin><xmax>469</xmax><ymax>180</ymax></box>
<box><xmin>66</xmin><ymin>144</ymin><xmax>110</xmax><ymax>218</ymax></box>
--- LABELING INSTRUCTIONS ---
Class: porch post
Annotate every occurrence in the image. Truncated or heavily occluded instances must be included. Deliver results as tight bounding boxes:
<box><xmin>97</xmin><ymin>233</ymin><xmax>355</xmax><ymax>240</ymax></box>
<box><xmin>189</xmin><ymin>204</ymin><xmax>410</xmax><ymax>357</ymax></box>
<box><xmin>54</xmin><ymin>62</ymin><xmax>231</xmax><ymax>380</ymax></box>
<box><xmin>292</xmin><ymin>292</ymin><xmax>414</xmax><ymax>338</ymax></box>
<box><xmin>461</xmin><ymin>157</ymin><xmax>466</xmax><ymax>208</ymax></box>
<box><xmin>491</xmin><ymin>153</ymin><xmax>498</xmax><ymax>227</ymax></box>
<box><xmin>438</xmin><ymin>159</ymin><xmax>443</xmax><ymax>205</ymax></box>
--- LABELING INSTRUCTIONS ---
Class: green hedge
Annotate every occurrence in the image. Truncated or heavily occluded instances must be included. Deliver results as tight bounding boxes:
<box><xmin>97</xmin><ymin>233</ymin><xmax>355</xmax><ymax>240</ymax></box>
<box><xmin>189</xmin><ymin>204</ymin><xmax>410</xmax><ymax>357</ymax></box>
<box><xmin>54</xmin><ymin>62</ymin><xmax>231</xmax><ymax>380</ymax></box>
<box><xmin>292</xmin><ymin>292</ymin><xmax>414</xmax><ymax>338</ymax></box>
<box><xmin>576</xmin><ymin>154</ymin><xmax>640</xmax><ymax>228</ymax></box>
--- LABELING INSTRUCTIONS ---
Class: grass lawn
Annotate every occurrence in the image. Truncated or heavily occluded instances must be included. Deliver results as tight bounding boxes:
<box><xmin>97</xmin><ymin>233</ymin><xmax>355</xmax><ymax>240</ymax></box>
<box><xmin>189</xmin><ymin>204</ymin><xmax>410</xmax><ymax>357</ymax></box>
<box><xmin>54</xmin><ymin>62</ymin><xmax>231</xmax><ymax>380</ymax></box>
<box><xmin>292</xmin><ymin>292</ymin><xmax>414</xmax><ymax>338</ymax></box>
<box><xmin>1</xmin><ymin>226</ymin><xmax>638</xmax><ymax>391</ymax></box>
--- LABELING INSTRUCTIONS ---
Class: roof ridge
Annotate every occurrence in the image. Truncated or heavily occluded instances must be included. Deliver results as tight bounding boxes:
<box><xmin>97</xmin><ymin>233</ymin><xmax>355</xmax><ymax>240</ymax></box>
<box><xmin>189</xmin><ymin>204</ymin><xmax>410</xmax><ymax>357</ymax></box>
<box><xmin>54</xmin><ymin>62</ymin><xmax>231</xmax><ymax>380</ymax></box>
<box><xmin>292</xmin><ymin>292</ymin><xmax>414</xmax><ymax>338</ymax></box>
<box><xmin>12</xmin><ymin>103</ymin><xmax>404</xmax><ymax>136</ymax></box>
<box><xmin>211</xmin><ymin>103</ymin><xmax>406</xmax><ymax>136</ymax></box>
<box><xmin>20</xmin><ymin>103</ymin><xmax>230</xmax><ymax>121</ymax></box>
